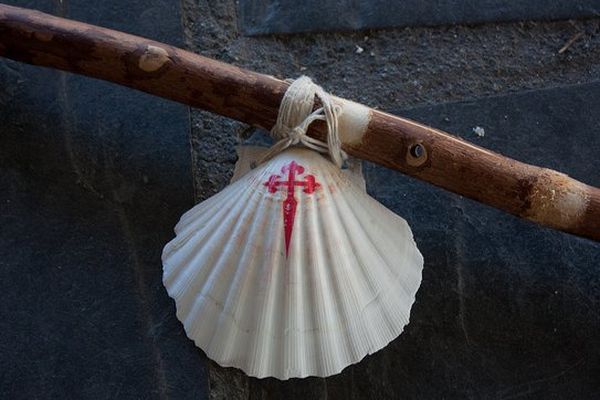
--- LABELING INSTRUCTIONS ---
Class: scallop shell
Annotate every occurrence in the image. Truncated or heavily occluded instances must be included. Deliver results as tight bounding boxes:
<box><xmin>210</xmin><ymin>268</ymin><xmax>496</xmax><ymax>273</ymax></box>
<box><xmin>162</xmin><ymin>147</ymin><xmax>423</xmax><ymax>379</ymax></box>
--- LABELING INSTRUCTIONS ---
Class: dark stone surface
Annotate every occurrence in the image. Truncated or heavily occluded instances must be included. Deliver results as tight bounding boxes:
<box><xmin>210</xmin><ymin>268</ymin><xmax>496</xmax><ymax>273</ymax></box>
<box><xmin>239</xmin><ymin>0</ymin><xmax>600</xmax><ymax>35</ymax></box>
<box><xmin>0</xmin><ymin>1</ymin><xmax>208</xmax><ymax>399</ymax></box>
<box><xmin>365</xmin><ymin>82</ymin><xmax>600</xmax><ymax>399</ymax></box>
<box><xmin>1</xmin><ymin>0</ymin><xmax>599</xmax><ymax>399</ymax></box>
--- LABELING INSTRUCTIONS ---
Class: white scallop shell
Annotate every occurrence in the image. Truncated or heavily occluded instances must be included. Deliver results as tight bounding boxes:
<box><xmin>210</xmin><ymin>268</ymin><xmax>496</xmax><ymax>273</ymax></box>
<box><xmin>162</xmin><ymin>147</ymin><xmax>423</xmax><ymax>379</ymax></box>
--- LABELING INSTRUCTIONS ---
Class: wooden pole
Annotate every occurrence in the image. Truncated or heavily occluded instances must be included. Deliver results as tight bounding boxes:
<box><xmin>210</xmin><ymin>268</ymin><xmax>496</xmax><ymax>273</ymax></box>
<box><xmin>1</xmin><ymin>4</ymin><xmax>598</xmax><ymax>241</ymax></box>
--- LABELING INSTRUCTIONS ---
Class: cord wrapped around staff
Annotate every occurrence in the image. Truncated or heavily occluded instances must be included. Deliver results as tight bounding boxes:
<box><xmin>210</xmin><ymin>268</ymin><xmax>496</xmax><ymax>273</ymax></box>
<box><xmin>259</xmin><ymin>76</ymin><xmax>347</xmax><ymax>168</ymax></box>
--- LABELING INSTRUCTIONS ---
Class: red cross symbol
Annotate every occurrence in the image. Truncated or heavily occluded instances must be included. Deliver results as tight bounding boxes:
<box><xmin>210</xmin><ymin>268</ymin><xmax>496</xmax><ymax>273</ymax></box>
<box><xmin>264</xmin><ymin>160</ymin><xmax>320</xmax><ymax>257</ymax></box>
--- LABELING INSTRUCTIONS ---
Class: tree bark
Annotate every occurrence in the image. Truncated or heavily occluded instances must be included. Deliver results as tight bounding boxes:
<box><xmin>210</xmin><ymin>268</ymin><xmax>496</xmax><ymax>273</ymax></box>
<box><xmin>0</xmin><ymin>3</ymin><xmax>598</xmax><ymax>241</ymax></box>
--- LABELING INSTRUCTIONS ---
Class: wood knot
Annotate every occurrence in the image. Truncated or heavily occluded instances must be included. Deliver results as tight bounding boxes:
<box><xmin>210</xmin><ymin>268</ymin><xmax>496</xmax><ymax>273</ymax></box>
<box><xmin>406</xmin><ymin>141</ymin><xmax>428</xmax><ymax>167</ymax></box>
<box><xmin>525</xmin><ymin>169</ymin><xmax>589</xmax><ymax>229</ymax></box>
<box><xmin>138</xmin><ymin>45</ymin><xmax>170</xmax><ymax>72</ymax></box>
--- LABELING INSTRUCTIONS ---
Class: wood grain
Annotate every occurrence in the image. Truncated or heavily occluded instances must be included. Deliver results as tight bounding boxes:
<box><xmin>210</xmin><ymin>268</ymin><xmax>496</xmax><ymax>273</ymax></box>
<box><xmin>1</xmin><ymin>4</ymin><xmax>598</xmax><ymax>241</ymax></box>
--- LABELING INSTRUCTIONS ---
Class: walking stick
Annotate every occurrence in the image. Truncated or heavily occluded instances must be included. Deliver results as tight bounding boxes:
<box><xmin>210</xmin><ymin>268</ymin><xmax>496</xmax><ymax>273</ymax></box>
<box><xmin>1</xmin><ymin>3</ymin><xmax>598</xmax><ymax>241</ymax></box>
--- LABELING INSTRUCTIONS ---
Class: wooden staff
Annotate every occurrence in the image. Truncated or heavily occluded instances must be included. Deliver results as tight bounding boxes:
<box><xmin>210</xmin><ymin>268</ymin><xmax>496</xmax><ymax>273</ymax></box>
<box><xmin>1</xmin><ymin>3</ymin><xmax>598</xmax><ymax>241</ymax></box>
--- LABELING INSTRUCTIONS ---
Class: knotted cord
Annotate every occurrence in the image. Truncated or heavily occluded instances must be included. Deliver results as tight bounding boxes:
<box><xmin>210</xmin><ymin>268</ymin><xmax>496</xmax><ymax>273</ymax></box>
<box><xmin>258</xmin><ymin>76</ymin><xmax>347</xmax><ymax>167</ymax></box>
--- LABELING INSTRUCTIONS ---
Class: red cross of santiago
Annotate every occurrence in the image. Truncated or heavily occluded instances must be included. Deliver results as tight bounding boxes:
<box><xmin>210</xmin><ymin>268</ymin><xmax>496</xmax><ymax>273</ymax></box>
<box><xmin>264</xmin><ymin>160</ymin><xmax>321</xmax><ymax>257</ymax></box>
